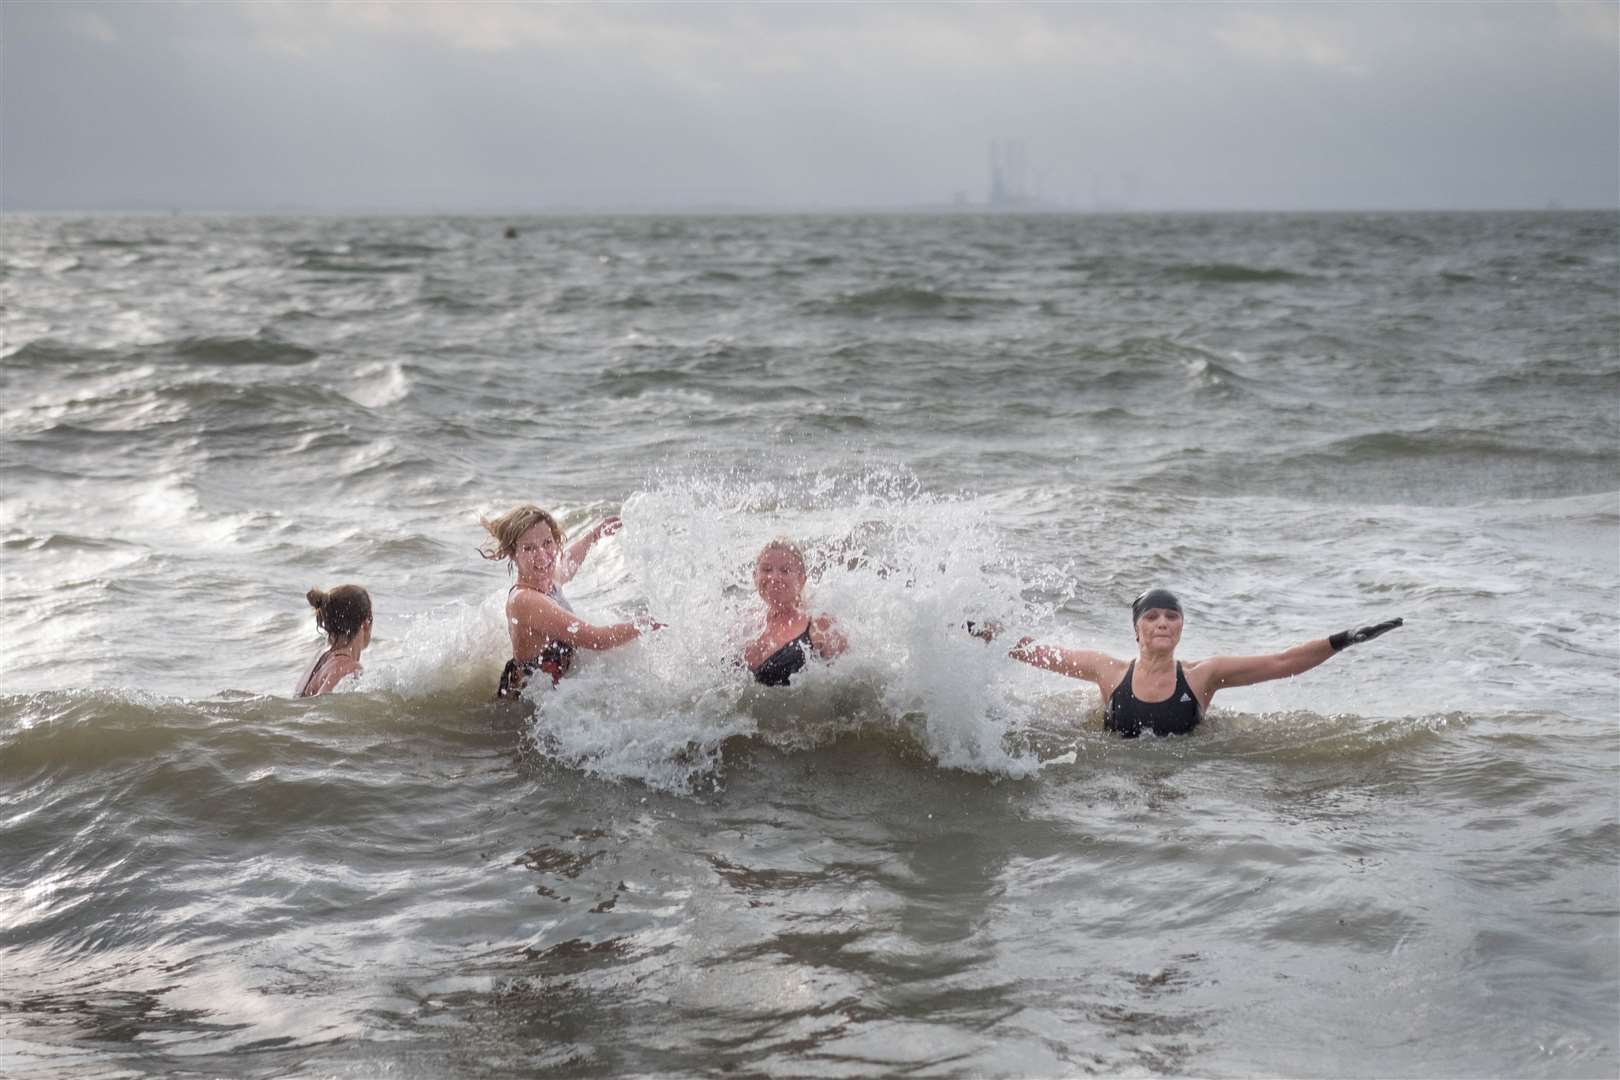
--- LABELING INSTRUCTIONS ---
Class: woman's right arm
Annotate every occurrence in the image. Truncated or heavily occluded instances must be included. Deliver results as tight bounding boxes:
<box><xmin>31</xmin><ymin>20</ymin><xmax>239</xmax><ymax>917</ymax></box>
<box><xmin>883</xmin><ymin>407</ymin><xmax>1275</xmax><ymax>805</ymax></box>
<box><xmin>970</xmin><ymin>621</ymin><xmax>1122</xmax><ymax>684</ymax></box>
<box><xmin>1009</xmin><ymin>638</ymin><xmax>1120</xmax><ymax>684</ymax></box>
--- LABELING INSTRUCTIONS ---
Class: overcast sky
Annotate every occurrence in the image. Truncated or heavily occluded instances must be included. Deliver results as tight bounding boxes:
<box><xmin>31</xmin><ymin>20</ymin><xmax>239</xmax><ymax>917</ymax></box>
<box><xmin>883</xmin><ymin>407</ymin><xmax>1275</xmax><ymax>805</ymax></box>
<box><xmin>3</xmin><ymin>1</ymin><xmax>1616</xmax><ymax>212</ymax></box>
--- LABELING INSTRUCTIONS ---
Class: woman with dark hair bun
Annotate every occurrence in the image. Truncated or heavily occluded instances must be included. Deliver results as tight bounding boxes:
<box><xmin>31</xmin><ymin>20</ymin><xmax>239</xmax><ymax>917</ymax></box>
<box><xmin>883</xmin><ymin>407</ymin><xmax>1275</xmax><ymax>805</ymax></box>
<box><xmin>297</xmin><ymin>584</ymin><xmax>372</xmax><ymax>697</ymax></box>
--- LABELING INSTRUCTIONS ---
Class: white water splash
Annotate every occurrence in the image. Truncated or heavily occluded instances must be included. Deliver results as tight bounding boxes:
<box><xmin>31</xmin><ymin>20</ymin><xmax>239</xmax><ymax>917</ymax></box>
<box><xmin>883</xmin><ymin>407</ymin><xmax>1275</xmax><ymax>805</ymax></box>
<box><xmin>502</xmin><ymin>463</ymin><xmax>1085</xmax><ymax>790</ymax></box>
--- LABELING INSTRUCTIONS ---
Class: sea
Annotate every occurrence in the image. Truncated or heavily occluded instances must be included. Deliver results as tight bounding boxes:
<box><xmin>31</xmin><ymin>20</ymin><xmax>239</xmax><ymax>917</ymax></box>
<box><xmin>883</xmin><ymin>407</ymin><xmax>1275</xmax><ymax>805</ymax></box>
<box><xmin>2</xmin><ymin>210</ymin><xmax>1617</xmax><ymax>1078</ymax></box>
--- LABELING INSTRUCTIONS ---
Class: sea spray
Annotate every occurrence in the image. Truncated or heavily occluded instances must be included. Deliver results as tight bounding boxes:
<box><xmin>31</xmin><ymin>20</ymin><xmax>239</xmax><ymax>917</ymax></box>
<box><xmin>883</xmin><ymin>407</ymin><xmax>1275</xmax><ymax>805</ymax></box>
<box><xmin>503</xmin><ymin>463</ymin><xmax>1091</xmax><ymax>789</ymax></box>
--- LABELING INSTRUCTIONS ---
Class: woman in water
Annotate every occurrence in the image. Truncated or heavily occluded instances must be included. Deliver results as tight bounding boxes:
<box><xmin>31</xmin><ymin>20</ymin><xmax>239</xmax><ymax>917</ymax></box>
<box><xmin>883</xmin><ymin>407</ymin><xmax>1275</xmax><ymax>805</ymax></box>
<box><xmin>977</xmin><ymin>588</ymin><xmax>1401</xmax><ymax>736</ymax></box>
<box><xmin>744</xmin><ymin>540</ymin><xmax>848</xmax><ymax>686</ymax></box>
<box><xmin>481</xmin><ymin>504</ymin><xmax>654</xmax><ymax>699</ymax></box>
<box><xmin>297</xmin><ymin>584</ymin><xmax>372</xmax><ymax>697</ymax></box>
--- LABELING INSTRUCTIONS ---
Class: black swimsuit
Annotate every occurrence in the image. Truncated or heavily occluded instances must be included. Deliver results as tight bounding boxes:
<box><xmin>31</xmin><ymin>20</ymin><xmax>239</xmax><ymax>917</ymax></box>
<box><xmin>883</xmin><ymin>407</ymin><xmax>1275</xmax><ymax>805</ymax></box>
<box><xmin>1105</xmin><ymin>661</ymin><xmax>1203</xmax><ymax>737</ymax></box>
<box><xmin>497</xmin><ymin>585</ymin><xmax>576</xmax><ymax>699</ymax></box>
<box><xmin>752</xmin><ymin>624</ymin><xmax>815</xmax><ymax>687</ymax></box>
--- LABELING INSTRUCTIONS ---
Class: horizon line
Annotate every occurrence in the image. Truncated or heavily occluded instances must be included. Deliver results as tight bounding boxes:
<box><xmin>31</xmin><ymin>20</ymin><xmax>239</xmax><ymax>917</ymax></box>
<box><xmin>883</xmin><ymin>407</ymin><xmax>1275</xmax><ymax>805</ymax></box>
<box><xmin>2</xmin><ymin>201</ymin><xmax>1613</xmax><ymax>217</ymax></box>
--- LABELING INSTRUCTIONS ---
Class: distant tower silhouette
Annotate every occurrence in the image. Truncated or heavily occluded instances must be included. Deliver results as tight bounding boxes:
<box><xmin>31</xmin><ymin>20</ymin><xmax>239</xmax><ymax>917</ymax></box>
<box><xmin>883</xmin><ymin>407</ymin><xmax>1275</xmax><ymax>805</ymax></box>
<box><xmin>989</xmin><ymin>139</ymin><xmax>1029</xmax><ymax>206</ymax></box>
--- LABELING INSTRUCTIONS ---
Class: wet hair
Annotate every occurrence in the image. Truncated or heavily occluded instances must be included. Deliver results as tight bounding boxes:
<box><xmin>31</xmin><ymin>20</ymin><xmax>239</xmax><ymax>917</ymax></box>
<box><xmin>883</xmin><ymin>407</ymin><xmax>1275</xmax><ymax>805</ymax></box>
<box><xmin>306</xmin><ymin>585</ymin><xmax>371</xmax><ymax>643</ymax></box>
<box><xmin>1131</xmin><ymin>588</ymin><xmax>1183</xmax><ymax>623</ymax></box>
<box><xmin>756</xmin><ymin>538</ymin><xmax>807</xmax><ymax>575</ymax></box>
<box><xmin>480</xmin><ymin>504</ymin><xmax>565</xmax><ymax>563</ymax></box>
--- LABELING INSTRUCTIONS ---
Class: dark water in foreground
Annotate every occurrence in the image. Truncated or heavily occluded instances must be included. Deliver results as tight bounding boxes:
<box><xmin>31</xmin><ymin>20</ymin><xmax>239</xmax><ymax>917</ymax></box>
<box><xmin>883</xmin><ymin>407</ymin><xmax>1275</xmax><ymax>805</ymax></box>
<box><xmin>2</xmin><ymin>211</ymin><xmax>1617</xmax><ymax>1077</ymax></box>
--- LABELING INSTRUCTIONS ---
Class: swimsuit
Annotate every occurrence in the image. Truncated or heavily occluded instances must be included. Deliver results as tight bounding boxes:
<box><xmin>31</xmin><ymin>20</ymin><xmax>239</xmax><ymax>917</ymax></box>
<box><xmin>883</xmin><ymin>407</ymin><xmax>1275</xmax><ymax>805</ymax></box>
<box><xmin>497</xmin><ymin>652</ymin><xmax>571</xmax><ymax>698</ymax></box>
<box><xmin>497</xmin><ymin>584</ymin><xmax>576</xmax><ymax>699</ymax></box>
<box><xmin>1105</xmin><ymin>661</ymin><xmax>1202</xmax><ymax>737</ymax></box>
<box><xmin>751</xmin><ymin>623</ymin><xmax>815</xmax><ymax>687</ymax></box>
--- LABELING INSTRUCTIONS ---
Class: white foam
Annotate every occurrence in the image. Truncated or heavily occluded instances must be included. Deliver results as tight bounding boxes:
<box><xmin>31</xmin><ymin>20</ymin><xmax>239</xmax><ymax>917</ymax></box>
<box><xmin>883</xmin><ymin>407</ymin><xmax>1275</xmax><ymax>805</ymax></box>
<box><xmin>345</xmin><ymin>361</ymin><xmax>411</xmax><ymax>409</ymax></box>
<box><xmin>261</xmin><ymin>465</ymin><xmax>1492</xmax><ymax>787</ymax></box>
<box><xmin>499</xmin><ymin>464</ymin><xmax>1073</xmax><ymax>790</ymax></box>
<box><xmin>355</xmin><ymin>593</ymin><xmax>511</xmax><ymax>698</ymax></box>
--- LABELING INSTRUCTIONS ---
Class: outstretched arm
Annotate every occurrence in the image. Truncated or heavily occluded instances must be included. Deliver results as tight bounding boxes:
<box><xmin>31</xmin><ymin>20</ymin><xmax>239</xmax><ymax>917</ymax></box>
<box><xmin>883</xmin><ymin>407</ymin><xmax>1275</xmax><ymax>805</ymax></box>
<box><xmin>1192</xmin><ymin>617</ymin><xmax>1403</xmax><ymax>696</ymax></box>
<box><xmin>969</xmin><ymin>621</ymin><xmax>1123</xmax><ymax>686</ymax></box>
<box><xmin>558</xmin><ymin>516</ymin><xmax>622</xmax><ymax>584</ymax></box>
<box><xmin>554</xmin><ymin>617</ymin><xmax>646</xmax><ymax>651</ymax></box>
<box><xmin>512</xmin><ymin>588</ymin><xmax>651</xmax><ymax>651</ymax></box>
<box><xmin>1009</xmin><ymin>638</ymin><xmax>1121</xmax><ymax>684</ymax></box>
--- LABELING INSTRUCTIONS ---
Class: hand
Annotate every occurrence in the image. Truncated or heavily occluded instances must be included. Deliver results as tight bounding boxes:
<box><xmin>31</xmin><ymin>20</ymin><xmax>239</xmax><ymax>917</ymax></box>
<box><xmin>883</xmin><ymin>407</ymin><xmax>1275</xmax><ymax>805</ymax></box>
<box><xmin>1329</xmin><ymin>617</ymin><xmax>1403</xmax><ymax>651</ymax></box>
<box><xmin>594</xmin><ymin>516</ymin><xmax>623</xmax><ymax>540</ymax></box>
<box><xmin>965</xmin><ymin>619</ymin><xmax>1003</xmax><ymax>643</ymax></box>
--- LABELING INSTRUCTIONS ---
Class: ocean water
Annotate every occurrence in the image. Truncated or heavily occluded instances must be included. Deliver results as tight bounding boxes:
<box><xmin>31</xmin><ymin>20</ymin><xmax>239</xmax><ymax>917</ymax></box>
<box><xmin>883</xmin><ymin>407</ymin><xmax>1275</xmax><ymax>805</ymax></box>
<box><xmin>1</xmin><ymin>210</ymin><xmax>1616</xmax><ymax>1078</ymax></box>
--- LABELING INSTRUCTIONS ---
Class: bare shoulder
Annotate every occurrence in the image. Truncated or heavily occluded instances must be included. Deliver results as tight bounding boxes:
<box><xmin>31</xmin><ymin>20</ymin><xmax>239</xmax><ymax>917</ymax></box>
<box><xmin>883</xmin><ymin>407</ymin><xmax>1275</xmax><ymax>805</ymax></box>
<box><xmin>1181</xmin><ymin>656</ymin><xmax>1228</xmax><ymax>694</ymax></box>
<box><xmin>1091</xmin><ymin>651</ymin><xmax>1131</xmax><ymax>692</ymax></box>
<box><xmin>317</xmin><ymin>656</ymin><xmax>361</xmax><ymax>694</ymax></box>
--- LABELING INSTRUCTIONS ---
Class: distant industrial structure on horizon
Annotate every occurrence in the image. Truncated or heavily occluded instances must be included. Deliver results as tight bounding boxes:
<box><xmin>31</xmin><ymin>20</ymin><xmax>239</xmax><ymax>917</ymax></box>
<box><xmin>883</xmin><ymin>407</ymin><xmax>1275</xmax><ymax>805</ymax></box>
<box><xmin>977</xmin><ymin>139</ymin><xmax>1144</xmax><ymax>212</ymax></box>
<box><xmin>988</xmin><ymin>138</ymin><xmax>1033</xmax><ymax>207</ymax></box>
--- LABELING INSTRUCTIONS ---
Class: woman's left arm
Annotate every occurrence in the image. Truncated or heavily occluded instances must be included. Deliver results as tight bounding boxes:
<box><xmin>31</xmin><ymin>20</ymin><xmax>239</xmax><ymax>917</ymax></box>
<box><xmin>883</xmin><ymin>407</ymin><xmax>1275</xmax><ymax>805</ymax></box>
<box><xmin>558</xmin><ymin>516</ymin><xmax>622</xmax><ymax>584</ymax></box>
<box><xmin>1191</xmin><ymin>618</ymin><xmax>1403</xmax><ymax>697</ymax></box>
<box><xmin>812</xmin><ymin>614</ymin><xmax>848</xmax><ymax>658</ymax></box>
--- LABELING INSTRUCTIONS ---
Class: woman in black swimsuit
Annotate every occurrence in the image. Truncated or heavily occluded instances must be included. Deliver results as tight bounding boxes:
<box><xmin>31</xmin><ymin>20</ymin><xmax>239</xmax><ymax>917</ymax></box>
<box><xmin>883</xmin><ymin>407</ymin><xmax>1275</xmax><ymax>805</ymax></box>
<box><xmin>297</xmin><ymin>584</ymin><xmax>372</xmax><ymax>697</ymax></box>
<box><xmin>978</xmin><ymin>588</ymin><xmax>1401</xmax><ymax>736</ymax></box>
<box><xmin>480</xmin><ymin>504</ymin><xmax>657</xmax><ymax>699</ymax></box>
<box><xmin>744</xmin><ymin>540</ymin><xmax>847</xmax><ymax>686</ymax></box>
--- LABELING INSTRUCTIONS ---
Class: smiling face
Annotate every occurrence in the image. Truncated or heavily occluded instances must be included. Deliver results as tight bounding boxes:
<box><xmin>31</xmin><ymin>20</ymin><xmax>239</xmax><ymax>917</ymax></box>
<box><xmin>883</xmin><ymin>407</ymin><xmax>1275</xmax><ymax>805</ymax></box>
<box><xmin>754</xmin><ymin>544</ymin><xmax>807</xmax><ymax>611</ymax></box>
<box><xmin>1134</xmin><ymin>606</ymin><xmax>1184</xmax><ymax>652</ymax></box>
<box><xmin>513</xmin><ymin>521</ymin><xmax>561</xmax><ymax>582</ymax></box>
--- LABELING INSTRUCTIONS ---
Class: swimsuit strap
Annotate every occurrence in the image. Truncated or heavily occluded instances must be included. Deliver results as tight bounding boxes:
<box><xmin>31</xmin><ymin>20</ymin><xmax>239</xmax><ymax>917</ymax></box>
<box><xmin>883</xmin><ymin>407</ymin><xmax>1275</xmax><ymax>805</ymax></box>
<box><xmin>299</xmin><ymin>648</ymin><xmax>335</xmax><ymax>697</ymax></box>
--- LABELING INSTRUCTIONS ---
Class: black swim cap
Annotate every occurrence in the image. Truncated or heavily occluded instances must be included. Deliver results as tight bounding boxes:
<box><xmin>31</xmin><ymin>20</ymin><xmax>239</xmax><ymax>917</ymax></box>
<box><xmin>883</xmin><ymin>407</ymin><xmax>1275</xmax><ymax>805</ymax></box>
<box><xmin>1131</xmin><ymin>588</ymin><xmax>1182</xmax><ymax>623</ymax></box>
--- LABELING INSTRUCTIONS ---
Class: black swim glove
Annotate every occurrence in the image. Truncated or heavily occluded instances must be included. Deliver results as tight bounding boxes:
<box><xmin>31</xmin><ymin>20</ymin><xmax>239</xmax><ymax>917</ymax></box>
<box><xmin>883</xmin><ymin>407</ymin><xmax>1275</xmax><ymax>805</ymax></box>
<box><xmin>1329</xmin><ymin>617</ymin><xmax>1403</xmax><ymax>651</ymax></box>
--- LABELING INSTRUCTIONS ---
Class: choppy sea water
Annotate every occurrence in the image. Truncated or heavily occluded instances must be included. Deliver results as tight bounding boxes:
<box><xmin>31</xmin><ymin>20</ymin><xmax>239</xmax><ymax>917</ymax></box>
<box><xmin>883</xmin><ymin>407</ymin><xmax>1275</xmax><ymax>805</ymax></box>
<box><xmin>2</xmin><ymin>211</ymin><xmax>1617</xmax><ymax>1077</ymax></box>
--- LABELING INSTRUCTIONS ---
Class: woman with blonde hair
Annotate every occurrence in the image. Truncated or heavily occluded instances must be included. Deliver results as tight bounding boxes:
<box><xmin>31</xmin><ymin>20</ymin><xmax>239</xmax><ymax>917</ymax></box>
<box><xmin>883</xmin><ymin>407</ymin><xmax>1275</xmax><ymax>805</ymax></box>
<box><xmin>481</xmin><ymin>505</ymin><xmax>655</xmax><ymax>698</ymax></box>
<box><xmin>297</xmin><ymin>585</ymin><xmax>372</xmax><ymax>697</ymax></box>
<box><xmin>744</xmin><ymin>539</ymin><xmax>847</xmax><ymax>686</ymax></box>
